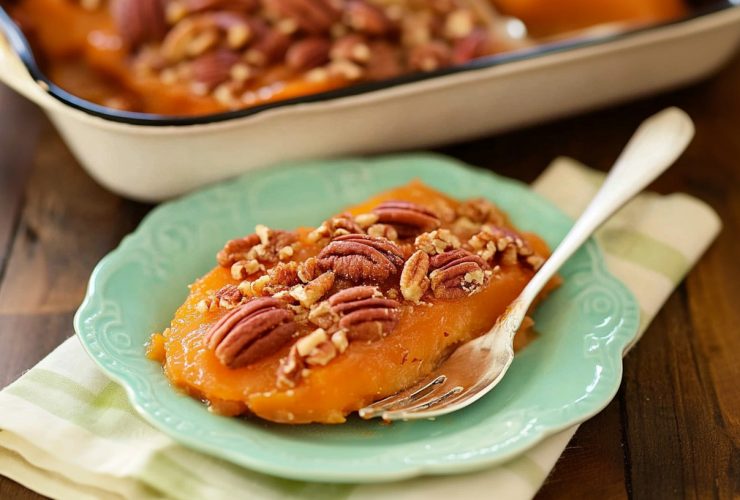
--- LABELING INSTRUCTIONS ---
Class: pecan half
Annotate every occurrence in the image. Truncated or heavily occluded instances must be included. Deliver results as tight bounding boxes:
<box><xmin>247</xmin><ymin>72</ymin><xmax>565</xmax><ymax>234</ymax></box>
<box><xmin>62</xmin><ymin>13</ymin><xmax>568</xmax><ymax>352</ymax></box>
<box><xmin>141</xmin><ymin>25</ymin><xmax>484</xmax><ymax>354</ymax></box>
<box><xmin>246</xmin><ymin>29</ymin><xmax>291</xmax><ymax>66</ymax></box>
<box><xmin>429</xmin><ymin>249</ymin><xmax>490</xmax><ymax>299</ymax></box>
<box><xmin>372</xmin><ymin>200</ymin><xmax>441</xmax><ymax>238</ymax></box>
<box><xmin>317</xmin><ymin>234</ymin><xmax>404</xmax><ymax>282</ymax></box>
<box><xmin>328</xmin><ymin>286</ymin><xmax>401</xmax><ymax>340</ymax></box>
<box><xmin>190</xmin><ymin>49</ymin><xmax>241</xmax><ymax>89</ymax></box>
<box><xmin>185</xmin><ymin>0</ymin><xmax>259</xmax><ymax>14</ymax></box>
<box><xmin>400</xmin><ymin>250</ymin><xmax>430</xmax><ymax>302</ymax></box>
<box><xmin>111</xmin><ymin>0</ymin><xmax>167</xmax><ymax>49</ymax></box>
<box><xmin>286</xmin><ymin>37</ymin><xmax>331</xmax><ymax>70</ymax></box>
<box><xmin>207</xmin><ymin>297</ymin><xmax>297</xmax><ymax>368</ymax></box>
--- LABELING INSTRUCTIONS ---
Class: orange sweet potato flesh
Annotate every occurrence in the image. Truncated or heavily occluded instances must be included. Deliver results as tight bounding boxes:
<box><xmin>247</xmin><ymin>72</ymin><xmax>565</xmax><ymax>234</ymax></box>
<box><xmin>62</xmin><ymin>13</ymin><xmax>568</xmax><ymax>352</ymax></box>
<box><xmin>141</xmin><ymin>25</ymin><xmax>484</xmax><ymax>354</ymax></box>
<box><xmin>155</xmin><ymin>182</ymin><xmax>554</xmax><ymax>424</ymax></box>
<box><xmin>493</xmin><ymin>0</ymin><xmax>687</xmax><ymax>38</ymax></box>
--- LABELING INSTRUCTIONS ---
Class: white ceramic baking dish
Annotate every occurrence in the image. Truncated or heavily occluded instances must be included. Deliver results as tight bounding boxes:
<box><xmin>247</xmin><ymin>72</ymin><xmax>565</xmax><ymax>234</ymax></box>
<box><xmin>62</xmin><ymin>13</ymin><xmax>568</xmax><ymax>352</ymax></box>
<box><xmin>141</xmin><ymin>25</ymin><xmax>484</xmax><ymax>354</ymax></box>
<box><xmin>1</xmin><ymin>1</ymin><xmax>739</xmax><ymax>201</ymax></box>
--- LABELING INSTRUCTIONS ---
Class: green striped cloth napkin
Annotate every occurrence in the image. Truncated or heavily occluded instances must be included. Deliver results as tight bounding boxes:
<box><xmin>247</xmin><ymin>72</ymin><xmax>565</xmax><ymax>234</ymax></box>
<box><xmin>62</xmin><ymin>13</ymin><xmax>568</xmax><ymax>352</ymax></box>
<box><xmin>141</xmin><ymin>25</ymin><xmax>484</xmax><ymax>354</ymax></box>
<box><xmin>0</xmin><ymin>158</ymin><xmax>721</xmax><ymax>500</ymax></box>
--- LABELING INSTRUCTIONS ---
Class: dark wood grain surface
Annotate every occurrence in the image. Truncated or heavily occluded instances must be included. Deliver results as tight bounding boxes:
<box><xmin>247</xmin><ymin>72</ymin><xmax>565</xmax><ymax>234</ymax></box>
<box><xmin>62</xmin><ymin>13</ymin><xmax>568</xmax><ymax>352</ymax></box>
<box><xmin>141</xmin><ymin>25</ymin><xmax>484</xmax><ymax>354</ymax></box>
<box><xmin>1</xmin><ymin>51</ymin><xmax>739</xmax><ymax>499</ymax></box>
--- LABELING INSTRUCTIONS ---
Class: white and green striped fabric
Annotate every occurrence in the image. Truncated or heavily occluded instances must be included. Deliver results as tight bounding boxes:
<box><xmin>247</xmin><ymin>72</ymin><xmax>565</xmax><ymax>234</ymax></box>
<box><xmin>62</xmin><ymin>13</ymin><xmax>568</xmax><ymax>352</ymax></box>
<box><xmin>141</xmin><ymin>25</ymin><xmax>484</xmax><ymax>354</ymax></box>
<box><xmin>0</xmin><ymin>158</ymin><xmax>721</xmax><ymax>500</ymax></box>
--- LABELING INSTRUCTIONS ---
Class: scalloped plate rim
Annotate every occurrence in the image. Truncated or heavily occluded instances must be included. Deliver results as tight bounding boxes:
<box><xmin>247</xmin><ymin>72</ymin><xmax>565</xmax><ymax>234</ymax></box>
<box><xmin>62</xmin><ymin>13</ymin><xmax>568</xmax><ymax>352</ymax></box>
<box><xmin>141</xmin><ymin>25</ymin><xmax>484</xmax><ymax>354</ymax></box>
<box><xmin>73</xmin><ymin>153</ymin><xmax>640</xmax><ymax>483</ymax></box>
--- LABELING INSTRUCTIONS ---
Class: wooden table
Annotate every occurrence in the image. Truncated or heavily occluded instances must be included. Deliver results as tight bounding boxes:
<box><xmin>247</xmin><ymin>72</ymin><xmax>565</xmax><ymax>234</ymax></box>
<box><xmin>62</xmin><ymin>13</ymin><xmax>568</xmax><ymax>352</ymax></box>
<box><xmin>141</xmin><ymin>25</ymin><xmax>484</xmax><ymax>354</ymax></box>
<box><xmin>1</xmin><ymin>52</ymin><xmax>739</xmax><ymax>499</ymax></box>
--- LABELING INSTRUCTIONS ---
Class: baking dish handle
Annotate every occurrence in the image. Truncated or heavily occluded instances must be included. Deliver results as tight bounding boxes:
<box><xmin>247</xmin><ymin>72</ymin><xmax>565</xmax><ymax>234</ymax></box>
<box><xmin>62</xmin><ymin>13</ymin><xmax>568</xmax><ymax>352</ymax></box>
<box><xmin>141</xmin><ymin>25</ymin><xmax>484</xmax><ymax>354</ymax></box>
<box><xmin>0</xmin><ymin>20</ymin><xmax>56</xmax><ymax>108</ymax></box>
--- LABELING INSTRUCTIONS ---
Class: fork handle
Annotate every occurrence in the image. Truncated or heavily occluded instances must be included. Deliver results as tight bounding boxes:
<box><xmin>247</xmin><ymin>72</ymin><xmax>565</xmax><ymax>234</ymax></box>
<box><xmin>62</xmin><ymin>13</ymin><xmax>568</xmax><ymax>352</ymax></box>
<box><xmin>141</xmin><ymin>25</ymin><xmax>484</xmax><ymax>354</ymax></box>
<box><xmin>518</xmin><ymin>107</ymin><xmax>695</xmax><ymax>308</ymax></box>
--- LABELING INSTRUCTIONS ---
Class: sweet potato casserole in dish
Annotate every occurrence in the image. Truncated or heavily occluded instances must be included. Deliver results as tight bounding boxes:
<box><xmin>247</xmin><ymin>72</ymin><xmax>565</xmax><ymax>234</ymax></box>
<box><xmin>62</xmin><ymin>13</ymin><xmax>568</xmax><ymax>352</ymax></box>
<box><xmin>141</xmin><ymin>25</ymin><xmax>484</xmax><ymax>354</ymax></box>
<box><xmin>6</xmin><ymin>0</ymin><xmax>687</xmax><ymax>115</ymax></box>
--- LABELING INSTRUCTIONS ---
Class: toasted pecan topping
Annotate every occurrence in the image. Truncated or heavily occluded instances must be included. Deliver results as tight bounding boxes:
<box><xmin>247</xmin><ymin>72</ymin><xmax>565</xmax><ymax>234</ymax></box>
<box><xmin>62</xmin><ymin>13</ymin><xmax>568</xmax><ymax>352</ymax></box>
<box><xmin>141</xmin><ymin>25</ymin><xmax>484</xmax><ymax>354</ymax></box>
<box><xmin>415</xmin><ymin>228</ymin><xmax>461</xmax><ymax>255</ymax></box>
<box><xmin>217</xmin><ymin>233</ymin><xmax>261</xmax><ymax>267</ymax></box>
<box><xmin>344</xmin><ymin>0</ymin><xmax>395</xmax><ymax>36</ymax></box>
<box><xmin>217</xmin><ymin>228</ymin><xmax>297</xmax><ymax>267</ymax></box>
<box><xmin>372</xmin><ymin>200</ymin><xmax>441</xmax><ymax>238</ymax></box>
<box><xmin>307</xmin><ymin>299</ymin><xmax>339</xmax><ymax>329</ymax></box>
<box><xmin>215</xmin><ymin>284</ymin><xmax>243</xmax><ymax>309</ymax></box>
<box><xmin>400</xmin><ymin>249</ymin><xmax>430</xmax><ymax>303</ymax></box>
<box><xmin>297</xmin><ymin>257</ymin><xmax>322</xmax><ymax>283</ymax></box>
<box><xmin>367</xmin><ymin>223</ymin><xmax>398</xmax><ymax>241</ymax></box>
<box><xmin>286</xmin><ymin>36</ymin><xmax>331</xmax><ymax>70</ymax></box>
<box><xmin>231</xmin><ymin>259</ymin><xmax>262</xmax><ymax>280</ymax></box>
<box><xmin>206</xmin><ymin>297</ymin><xmax>297</xmax><ymax>368</ymax></box>
<box><xmin>429</xmin><ymin>249</ymin><xmax>490</xmax><ymax>299</ymax></box>
<box><xmin>328</xmin><ymin>286</ymin><xmax>401</xmax><ymax>340</ymax></box>
<box><xmin>266</xmin><ymin>261</ymin><xmax>301</xmax><ymax>290</ymax></box>
<box><xmin>289</xmin><ymin>271</ymin><xmax>335</xmax><ymax>307</ymax></box>
<box><xmin>111</xmin><ymin>0</ymin><xmax>167</xmax><ymax>49</ymax></box>
<box><xmin>317</xmin><ymin>234</ymin><xmax>404</xmax><ymax>282</ymax></box>
<box><xmin>456</xmin><ymin>198</ymin><xmax>507</xmax><ymax>226</ymax></box>
<box><xmin>190</xmin><ymin>48</ymin><xmax>242</xmax><ymax>89</ymax></box>
<box><xmin>468</xmin><ymin>225</ymin><xmax>544</xmax><ymax>270</ymax></box>
<box><xmin>267</xmin><ymin>0</ymin><xmax>340</xmax><ymax>35</ymax></box>
<box><xmin>307</xmin><ymin>213</ymin><xmax>364</xmax><ymax>243</ymax></box>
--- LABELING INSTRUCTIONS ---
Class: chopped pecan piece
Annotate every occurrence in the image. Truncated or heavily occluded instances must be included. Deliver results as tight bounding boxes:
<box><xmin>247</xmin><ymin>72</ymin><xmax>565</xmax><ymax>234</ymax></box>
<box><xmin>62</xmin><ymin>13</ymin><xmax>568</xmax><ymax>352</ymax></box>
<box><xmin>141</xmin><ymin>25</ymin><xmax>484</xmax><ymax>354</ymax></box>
<box><xmin>215</xmin><ymin>283</ymin><xmax>243</xmax><ymax>308</ymax></box>
<box><xmin>276</xmin><ymin>325</ymin><xmax>347</xmax><ymax>387</ymax></box>
<box><xmin>444</xmin><ymin>8</ymin><xmax>475</xmax><ymax>39</ymax></box>
<box><xmin>415</xmin><ymin>228</ymin><xmax>460</xmax><ymax>255</ymax></box>
<box><xmin>238</xmin><ymin>275</ymin><xmax>270</xmax><ymax>298</ymax></box>
<box><xmin>267</xmin><ymin>0</ymin><xmax>340</xmax><ymax>35</ymax></box>
<box><xmin>408</xmin><ymin>41</ymin><xmax>451</xmax><ymax>72</ymax></box>
<box><xmin>230</xmin><ymin>259</ymin><xmax>261</xmax><ymax>280</ymax></box>
<box><xmin>456</xmin><ymin>197</ymin><xmax>507</xmax><ymax>226</ymax></box>
<box><xmin>344</xmin><ymin>0</ymin><xmax>395</xmax><ymax>36</ymax></box>
<box><xmin>353</xmin><ymin>212</ymin><xmax>379</xmax><ymax>228</ymax></box>
<box><xmin>307</xmin><ymin>213</ymin><xmax>364</xmax><ymax>243</ymax></box>
<box><xmin>317</xmin><ymin>234</ymin><xmax>404</xmax><ymax>282</ymax></box>
<box><xmin>330</xmin><ymin>33</ymin><xmax>371</xmax><ymax>63</ymax></box>
<box><xmin>372</xmin><ymin>200</ymin><xmax>441</xmax><ymax>238</ymax></box>
<box><xmin>452</xmin><ymin>28</ymin><xmax>491</xmax><ymax>64</ymax></box>
<box><xmin>469</xmin><ymin>225</ymin><xmax>544</xmax><ymax>270</ymax></box>
<box><xmin>217</xmin><ymin>233</ymin><xmax>261</xmax><ymax>267</ymax></box>
<box><xmin>400</xmin><ymin>250</ymin><xmax>430</xmax><ymax>303</ymax></box>
<box><xmin>328</xmin><ymin>286</ymin><xmax>401</xmax><ymax>340</ymax></box>
<box><xmin>217</xmin><ymin>228</ymin><xmax>297</xmax><ymax>267</ymax></box>
<box><xmin>289</xmin><ymin>271</ymin><xmax>335</xmax><ymax>307</ymax></box>
<box><xmin>429</xmin><ymin>249</ymin><xmax>490</xmax><ymax>299</ymax></box>
<box><xmin>307</xmin><ymin>299</ymin><xmax>339</xmax><ymax>329</ymax></box>
<box><xmin>367</xmin><ymin>223</ymin><xmax>398</xmax><ymax>241</ymax></box>
<box><xmin>297</xmin><ymin>257</ymin><xmax>321</xmax><ymax>283</ymax></box>
<box><xmin>365</xmin><ymin>41</ymin><xmax>405</xmax><ymax>81</ymax></box>
<box><xmin>206</xmin><ymin>297</ymin><xmax>297</xmax><ymax>368</ymax></box>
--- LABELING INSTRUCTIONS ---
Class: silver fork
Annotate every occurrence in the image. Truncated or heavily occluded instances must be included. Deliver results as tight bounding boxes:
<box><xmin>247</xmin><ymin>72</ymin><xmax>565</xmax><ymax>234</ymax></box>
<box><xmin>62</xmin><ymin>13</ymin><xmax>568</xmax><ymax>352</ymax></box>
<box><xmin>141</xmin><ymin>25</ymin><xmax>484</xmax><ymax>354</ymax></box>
<box><xmin>359</xmin><ymin>107</ymin><xmax>695</xmax><ymax>421</ymax></box>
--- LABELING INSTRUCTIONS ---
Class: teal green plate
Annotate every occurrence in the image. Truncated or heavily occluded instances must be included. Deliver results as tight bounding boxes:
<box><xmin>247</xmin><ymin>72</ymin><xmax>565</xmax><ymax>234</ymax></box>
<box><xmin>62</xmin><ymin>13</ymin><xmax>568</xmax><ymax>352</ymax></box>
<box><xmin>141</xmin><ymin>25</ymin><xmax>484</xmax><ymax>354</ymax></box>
<box><xmin>74</xmin><ymin>154</ymin><xmax>639</xmax><ymax>483</ymax></box>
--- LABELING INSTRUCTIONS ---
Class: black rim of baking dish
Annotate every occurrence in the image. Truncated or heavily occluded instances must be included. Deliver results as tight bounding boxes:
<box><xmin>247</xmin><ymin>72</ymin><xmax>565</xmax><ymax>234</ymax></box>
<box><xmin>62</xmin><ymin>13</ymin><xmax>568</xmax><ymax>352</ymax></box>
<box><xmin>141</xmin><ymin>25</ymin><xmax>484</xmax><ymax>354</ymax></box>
<box><xmin>0</xmin><ymin>0</ymin><xmax>737</xmax><ymax>126</ymax></box>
